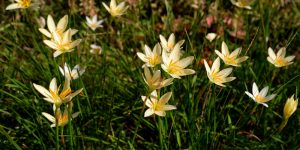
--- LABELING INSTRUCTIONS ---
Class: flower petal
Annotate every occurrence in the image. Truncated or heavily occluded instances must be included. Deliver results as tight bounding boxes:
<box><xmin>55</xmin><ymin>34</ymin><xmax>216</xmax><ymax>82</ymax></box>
<box><xmin>265</xmin><ymin>94</ymin><xmax>276</xmax><ymax>102</ymax></box>
<box><xmin>211</xmin><ymin>57</ymin><xmax>220</xmax><ymax>72</ymax></box>
<box><xmin>69</xmin><ymin>39</ymin><xmax>82</xmax><ymax>49</ymax></box>
<box><xmin>53</xmin><ymin>51</ymin><xmax>63</xmax><ymax>58</ymax></box>
<box><xmin>137</xmin><ymin>52</ymin><xmax>148</xmax><ymax>62</ymax></box>
<box><xmin>221</xmin><ymin>42</ymin><xmax>230</xmax><ymax>55</ymax></box>
<box><xmin>33</xmin><ymin>83</ymin><xmax>51</xmax><ymax>98</ymax></box>
<box><xmin>181</xmin><ymin>69</ymin><xmax>196</xmax><ymax>76</ymax></box>
<box><xmin>236</xmin><ymin>56</ymin><xmax>248</xmax><ymax>63</ymax></box>
<box><xmin>203</xmin><ymin>59</ymin><xmax>211</xmax><ymax>73</ymax></box>
<box><xmin>42</xmin><ymin>112</ymin><xmax>56</xmax><ymax>123</ymax></box>
<box><xmin>155</xmin><ymin>111</ymin><xmax>166</xmax><ymax>117</ymax></box>
<box><xmin>177</xmin><ymin>56</ymin><xmax>194</xmax><ymax>68</ymax></box>
<box><xmin>163</xmin><ymin>105</ymin><xmax>177</xmax><ymax>111</ymax></box>
<box><xmin>285</xmin><ymin>56</ymin><xmax>295</xmax><ymax>62</ymax></box>
<box><xmin>39</xmin><ymin>28</ymin><xmax>52</xmax><ymax>38</ymax></box>
<box><xmin>267</xmin><ymin>57</ymin><xmax>274</xmax><ymax>65</ymax></box>
<box><xmin>217</xmin><ymin>68</ymin><xmax>233</xmax><ymax>78</ymax></box>
<box><xmin>44</xmin><ymin>40</ymin><xmax>58</xmax><ymax>50</ymax></box>
<box><xmin>159</xmin><ymin>35</ymin><xmax>168</xmax><ymax>49</ymax></box>
<box><xmin>6</xmin><ymin>4</ymin><xmax>21</xmax><ymax>10</ymax></box>
<box><xmin>259</xmin><ymin>86</ymin><xmax>269</xmax><ymax>98</ymax></box>
<box><xmin>168</xmin><ymin>33</ymin><xmax>175</xmax><ymax>48</ymax></box>
<box><xmin>252</xmin><ymin>82</ymin><xmax>259</xmax><ymax>96</ymax></box>
<box><xmin>229</xmin><ymin>47</ymin><xmax>242</xmax><ymax>58</ymax></box>
<box><xmin>261</xmin><ymin>103</ymin><xmax>268</xmax><ymax>107</ymax></box>
<box><xmin>57</xmin><ymin>15</ymin><xmax>68</xmax><ymax>32</ymax></box>
<box><xmin>47</xmin><ymin>15</ymin><xmax>56</xmax><ymax>33</ymax></box>
<box><xmin>224</xmin><ymin>77</ymin><xmax>236</xmax><ymax>82</ymax></box>
<box><xmin>268</xmin><ymin>47</ymin><xmax>276</xmax><ymax>60</ymax></box>
<box><xmin>245</xmin><ymin>91</ymin><xmax>255</xmax><ymax>101</ymax></box>
<box><xmin>215</xmin><ymin>50</ymin><xmax>224</xmax><ymax>60</ymax></box>
<box><xmin>277</xmin><ymin>47</ymin><xmax>286</xmax><ymax>57</ymax></box>
<box><xmin>144</xmin><ymin>109</ymin><xmax>154</xmax><ymax>117</ymax></box>
<box><xmin>152</xmin><ymin>70</ymin><xmax>161</xmax><ymax>81</ymax></box>
<box><xmin>169</xmin><ymin>43</ymin><xmax>181</xmax><ymax>61</ymax></box>
<box><xmin>144</xmin><ymin>45</ymin><xmax>152</xmax><ymax>56</ymax></box>
<box><xmin>110</xmin><ymin>0</ymin><xmax>117</xmax><ymax>7</ymax></box>
<box><xmin>86</xmin><ymin>16</ymin><xmax>92</xmax><ymax>24</ymax></box>
<box><xmin>102</xmin><ymin>2</ymin><xmax>111</xmax><ymax>12</ymax></box>
<box><xmin>49</xmin><ymin>78</ymin><xmax>57</xmax><ymax>92</ymax></box>
<box><xmin>159</xmin><ymin>92</ymin><xmax>172</xmax><ymax>104</ymax></box>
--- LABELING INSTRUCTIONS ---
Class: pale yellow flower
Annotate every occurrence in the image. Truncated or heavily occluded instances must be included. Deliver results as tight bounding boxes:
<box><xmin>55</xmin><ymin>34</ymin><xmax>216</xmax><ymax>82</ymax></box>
<box><xmin>267</xmin><ymin>47</ymin><xmax>295</xmax><ymax>67</ymax></box>
<box><xmin>43</xmin><ymin>29</ymin><xmax>82</xmax><ymax>57</ymax></box>
<box><xmin>245</xmin><ymin>82</ymin><xmax>276</xmax><ymax>107</ymax></box>
<box><xmin>215</xmin><ymin>41</ymin><xmax>248</xmax><ymax>67</ymax></box>
<box><xmin>90</xmin><ymin>44</ymin><xmax>102</xmax><ymax>55</ymax></box>
<box><xmin>137</xmin><ymin>43</ymin><xmax>162</xmax><ymax>67</ymax></box>
<box><xmin>205</xmin><ymin>33</ymin><xmax>217</xmax><ymax>42</ymax></box>
<box><xmin>6</xmin><ymin>0</ymin><xmax>36</xmax><ymax>10</ymax></box>
<box><xmin>161</xmin><ymin>44</ymin><xmax>195</xmax><ymax>78</ymax></box>
<box><xmin>86</xmin><ymin>15</ymin><xmax>104</xmax><ymax>31</ymax></box>
<box><xmin>39</xmin><ymin>15</ymin><xmax>78</xmax><ymax>40</ymax></box>
<box><xmin>59</xmin><ymin>63</ymin><xmax>86</xmax><ymax>80</ymax></box>
<box><xmin>143</xmin><ymin>67</ymin><xmax>173</xmax><ymax>92</ymax></box>
<box><xmin>230</xmin><ymin>0</ymin><xmax>252</xmax><ymax>9</ymax></box>
<box><xmin>33</xmin><ymin>78</ymin><xmax>83</xmax><ymax>107</ymax></box>
<box><xmin>283</xmin><ymin>95</ymin><xmax>298</xmax><ymax>120</ymax></box>
<box><xmin>42</xmin><ymin>108</ymin><xmax>79</xmax><ymax>127</ymax></box>
<box><xmin>204</xmin><ymin>57</ymin><xmax>236</xmax><ymax>87</ymax></box>
<box><xmin>159</xmin><ymin>33</ymin><xmax>185</xmax><ymax>53</ymax></box>
<box><xmin>102</xmin><ymin>0</ymin><xmax>128</xmax><ymax>17</ymax></box>
<box><xmin>142</xmin><ymin>90</ymin><xmax>176</xmax><ymax>117</ymax></box>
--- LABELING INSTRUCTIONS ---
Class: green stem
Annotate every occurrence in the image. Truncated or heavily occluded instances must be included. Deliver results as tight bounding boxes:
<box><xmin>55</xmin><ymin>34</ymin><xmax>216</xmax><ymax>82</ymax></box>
<box><xmin>132</xmin><ymin>92</ymin><xmax>152</xmax><ymax>145</ymax></box>
<box><xmin>157</xmin><ymin>117</ymin><xmax>166</xmax><ymax>149</ymax></box>
<box><xmin>278</xmin><ymin>119</ymin><xmax>288</xmax><ymax>132</ymax></box>
<box><xmin>56</xmin><ymin>121</ymin><xmax>60</xmax><ymax>149</ymax></box>
<box><xmin>55</xmin><ymin>107</ymin><xmax>60</xmax><ymax>150</ymax></box>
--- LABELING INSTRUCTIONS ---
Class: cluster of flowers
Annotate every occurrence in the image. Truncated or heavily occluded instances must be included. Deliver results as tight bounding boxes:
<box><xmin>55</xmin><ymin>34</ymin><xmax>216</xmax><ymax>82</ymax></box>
<box><xmin>6</xmin><ymin>0</ymin><xmax>129</xmax><ymax>56</ymax></box>
<box><xmin>33</xmin><ymin>15</ymin><xmax>86</xmax><ymax>127</ymax></box>
<box><xmin>6</xmin><ymin>0</ymin><xmax>297</xmax><ymax>129</ymax></box>
<box><xmin>137</xmin><ymin>33</ymin><xmax>195</xmax><ymax>117</ymax></box>
<box><xmin>204</xmin><ymin>41</ymin><xmax>297</xmax><ymax>127</ymax></box>
<box><xmin>6</xmin><ymin>0</ymin><xmax>129</xmax><ymax>127</ymax></box>
<box><xmin>86</xmin><ymin>0</ymin><xmax>128</xmax><ymax>54</ymax></box>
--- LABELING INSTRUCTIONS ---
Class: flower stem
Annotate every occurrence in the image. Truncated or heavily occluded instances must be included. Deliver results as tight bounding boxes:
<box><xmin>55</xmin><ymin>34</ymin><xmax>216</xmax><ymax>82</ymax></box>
<box><xmin>56</xmin><ymin>120</ymin><xmax>60</xmax><ymax>150</ymax></box>
<box><xmin>278</xmin><ymin>119</ymin><xmax>288</xmax><ymax>132</ymax></box>
<box><xmin>55</xmin><ymin>107</ymin><xmax>60</xmax><ymax>150</ymax></box>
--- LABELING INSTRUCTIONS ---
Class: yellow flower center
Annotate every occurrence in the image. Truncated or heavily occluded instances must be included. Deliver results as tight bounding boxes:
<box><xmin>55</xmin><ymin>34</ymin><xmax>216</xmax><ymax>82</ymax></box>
<box><xmin>57</xmin><ymin>42</ymin><xmax>72</xmax><ymax>51</ymax></box>
<box><xmin>211</xmin><ymin>70</ymin><xmax>223</xmax><ymax>84</ymax></box>
<box><xmin>50</xmin><ymin>89</ymin><xmax>61</xmax><ymax>104</ymax></box>
<box><xmin>111</xmin><ymin>8</ymin><xmax>123</xmax><ymax>17</ymax></box>
<box><xmin>167</xmin><ymin>43</ymin><xmax>174</xmax><ymax>50</ymax></box>
<box><xmin>56</xmin><ymin>30</ymin><xmax>64</xmax><ymax>37</ymax></box>
<box><xmin>49</xmin><ymin>86</ymin><xmax>72</xmax><ymax>105</ymax></box>
<box><xmin>274</xmin><ymin>57</ymin><xmax>287</xmax><ymax>67</ymax></box>
<box><xmin>148</xmin><ymin>77</ymin><xmax>162</xmax><ymax>91</ymax></box>
<box><xmin>255</xmin><ymin>95</ymin><xmax>265</xmax><ymax>103</ymax></box>
<box><xmin>59</xmin><ymin>88</ymin><xmax>72</xmax><ymax>99</ymax></box>
<box><xmin>167</xmin><ymin>60</ymin><xmax>182</xmax><ymax>74</ymax></box>
<box><xmin>152</xmin><ymin>100</ymin><xmax>163</xmax><ymax>111</ymax></box>
<box><xmin>149</xmin><ymin>55</ymin><xmax>161</xmax><ymax>66</ymax></box>
<box><xmin>19</xmin><ymin>0</ymin><xmax>31</xmax><ymax>8</ymax></box>
<box><xmin>90</xmin><ymin>23</ymin><xmax>98</xmax><ymax>29</ymax></box>
<box><xmin>224</xmin><ymin>55</ymin><xmax>237</xmax><ymax>65</ymax></box>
